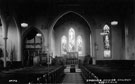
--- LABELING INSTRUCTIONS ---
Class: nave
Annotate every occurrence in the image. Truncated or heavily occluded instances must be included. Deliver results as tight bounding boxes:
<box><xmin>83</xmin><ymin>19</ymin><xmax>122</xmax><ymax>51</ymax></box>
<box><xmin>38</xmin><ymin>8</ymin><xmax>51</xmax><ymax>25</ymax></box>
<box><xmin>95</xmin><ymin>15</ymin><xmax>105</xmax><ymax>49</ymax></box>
<box><xmin>0</xmin><ymin>0</ymin><xmax>134</xmax><ymax>84</ymax></box>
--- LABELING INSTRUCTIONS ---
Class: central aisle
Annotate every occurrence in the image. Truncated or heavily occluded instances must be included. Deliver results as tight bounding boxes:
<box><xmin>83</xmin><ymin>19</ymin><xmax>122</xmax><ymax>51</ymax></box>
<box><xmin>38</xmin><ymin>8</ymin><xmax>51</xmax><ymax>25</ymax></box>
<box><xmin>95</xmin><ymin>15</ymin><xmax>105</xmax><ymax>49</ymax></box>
<box><xmin>62</xmin><ymin>73</ymin><xmax>84</xmax><ymax>84</ymax></box>
<box><xmin>62</xmin><ymin>65</ymin><xmax>84</xmax><ymax>84</ymax></box>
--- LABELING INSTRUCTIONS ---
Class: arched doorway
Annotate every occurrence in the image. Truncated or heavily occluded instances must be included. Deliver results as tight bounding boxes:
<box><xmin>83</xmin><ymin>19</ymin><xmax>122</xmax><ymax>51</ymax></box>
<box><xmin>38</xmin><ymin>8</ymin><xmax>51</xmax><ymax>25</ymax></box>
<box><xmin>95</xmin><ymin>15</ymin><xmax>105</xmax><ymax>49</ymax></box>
<box><xmin>52</xmin><ymin>11</ymin><xmax>92</xmax><ymax>65</ymax></box>
<box><xmin>23</xmin><ymin>27</ymin><xmax>43</xmax><ymax>66</ymax></box>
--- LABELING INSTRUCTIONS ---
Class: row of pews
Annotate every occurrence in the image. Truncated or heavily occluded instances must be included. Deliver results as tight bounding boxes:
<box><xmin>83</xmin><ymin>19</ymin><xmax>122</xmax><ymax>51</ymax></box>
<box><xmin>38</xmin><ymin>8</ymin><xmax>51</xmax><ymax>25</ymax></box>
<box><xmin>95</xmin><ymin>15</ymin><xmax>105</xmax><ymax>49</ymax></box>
<box><xmin>0</xmin><ymin>65</ymin><xmax>65</xmax><ymax>83</ymax></box>
<box><xmin>80</xmin><ymin>64</ymin><xmax>135</xmax><ymax>84</ymax></box>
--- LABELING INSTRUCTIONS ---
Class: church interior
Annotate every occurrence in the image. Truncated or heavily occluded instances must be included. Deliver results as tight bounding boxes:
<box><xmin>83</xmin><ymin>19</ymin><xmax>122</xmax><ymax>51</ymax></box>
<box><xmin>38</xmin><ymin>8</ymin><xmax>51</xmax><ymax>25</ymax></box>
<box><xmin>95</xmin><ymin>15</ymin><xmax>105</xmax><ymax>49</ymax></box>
<box><xmin>0</xmin><ymin>0</ymin><xmax>134</xmax><ymax>83</ymax></box>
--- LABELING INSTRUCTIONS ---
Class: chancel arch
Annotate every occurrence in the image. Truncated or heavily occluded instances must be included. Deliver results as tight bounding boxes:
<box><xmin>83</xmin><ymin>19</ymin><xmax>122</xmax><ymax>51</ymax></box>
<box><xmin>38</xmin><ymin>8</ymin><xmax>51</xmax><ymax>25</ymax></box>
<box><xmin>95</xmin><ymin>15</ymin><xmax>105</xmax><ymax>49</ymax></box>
<box><xmin>51</xmin><ymin>11</ymin><xmax>92</xmax><ymax>56</ymax></box>
<box><xmin>52</xmin><ymin>11</ymin><xmax>92</xmax><ymax>65</ymax></box>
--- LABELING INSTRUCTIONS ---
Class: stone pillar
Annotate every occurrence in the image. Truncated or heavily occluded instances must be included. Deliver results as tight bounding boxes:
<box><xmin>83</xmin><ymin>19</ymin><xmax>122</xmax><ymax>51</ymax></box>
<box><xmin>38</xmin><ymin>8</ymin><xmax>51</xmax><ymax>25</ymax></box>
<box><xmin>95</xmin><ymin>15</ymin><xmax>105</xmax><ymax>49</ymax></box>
<box><xmin>18</xmin><ymin>32</ymin><xmax>22</xmax><ymax>61</ymax></box>
<box><xmin>91</xmin><ymin>30</ymin><xmax>96</xmax><ymax>65</ymax></box>
<box><xmin>125</xmin><ymin>25</ymin><xmax>128</xmax><ymax>59</ymax></box>
<box><xmin>92</xmin><ymin>43</ymin><xmax>97</xmax><ymax>65</ymax></box>
<box><xmin>13</xmin><ymin>16</ymin><xmax>22</xmax><ymax>62</ymax></box>
<box><xmin>3</xmin><ymin>37</ymin><xmax>7</xmax><ymax>67</ymax></box>
<box><xmin>1</xmin><ymin>19</ymin><xmax>8</xmax><ymax>68</ymax></box>
<box><xmin>0</xmin><ymin>11</ymin><xmax>9</xmax><ymax>68</ymax></box>
<box><xmin>92</xmin><ymin>57</ymin><xmax>96</xmax><ymax>65</ymax></box>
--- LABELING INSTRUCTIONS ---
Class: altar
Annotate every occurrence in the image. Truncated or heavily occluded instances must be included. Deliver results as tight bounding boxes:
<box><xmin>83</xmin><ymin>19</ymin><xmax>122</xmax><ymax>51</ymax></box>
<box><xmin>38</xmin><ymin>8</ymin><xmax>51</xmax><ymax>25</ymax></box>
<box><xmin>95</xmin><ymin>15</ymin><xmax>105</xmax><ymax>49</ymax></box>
<box><xmin>65</xmin><ymin>52</ymin><xmax>79</xmax><ymax>65</ymax></box>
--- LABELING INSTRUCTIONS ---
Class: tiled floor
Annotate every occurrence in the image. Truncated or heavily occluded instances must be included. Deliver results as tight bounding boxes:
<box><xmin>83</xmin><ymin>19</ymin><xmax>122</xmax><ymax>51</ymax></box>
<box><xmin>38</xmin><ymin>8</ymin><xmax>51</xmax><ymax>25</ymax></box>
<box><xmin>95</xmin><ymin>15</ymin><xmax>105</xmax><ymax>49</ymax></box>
<box><xmin>62</xmin><ymin>73</ymin><xmax>84</xmax><ymax>84</ymax></box>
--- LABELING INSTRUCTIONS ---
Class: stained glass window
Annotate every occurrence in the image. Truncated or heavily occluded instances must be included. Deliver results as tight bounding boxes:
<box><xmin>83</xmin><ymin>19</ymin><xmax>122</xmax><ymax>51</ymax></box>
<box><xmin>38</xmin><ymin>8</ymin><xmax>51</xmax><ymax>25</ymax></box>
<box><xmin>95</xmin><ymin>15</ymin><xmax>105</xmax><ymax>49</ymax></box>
<box><xmin>77</xmin><ymin>35</ymin><xmax>82</xmax><ymax>55</ymax></box>
<box><xmin>69</xmin><ymin>28</ymin><xmax>75</xmax><ymax>52</ymax></box>
<box><xmin>103</xmin><ymin>24</ymin><xmax>111</xmax><ymax>58</ymax></box>
<box><xmin>61</xmin><ymin>28</ymin><xmax>83</xmax><ymax>55</ymax></box>
<box><xmin>61</xmin><ymin>36</ymin><xmax>67</xmax><ymax>54</ymax></box>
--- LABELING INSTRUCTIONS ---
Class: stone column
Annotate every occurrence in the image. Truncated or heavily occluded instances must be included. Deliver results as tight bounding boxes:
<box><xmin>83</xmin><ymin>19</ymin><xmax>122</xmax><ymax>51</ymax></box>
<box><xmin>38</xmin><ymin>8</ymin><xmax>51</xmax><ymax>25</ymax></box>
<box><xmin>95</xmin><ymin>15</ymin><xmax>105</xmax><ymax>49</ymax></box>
<box><xmin>1</xmin><ymin>19</ymin><xmax>8</xmax><ymax>68</ymax></box>
<box><xmin>0</xmin><ymin>11</ymin><xmax>9</xmax><ymax>68</ymax></box>
<box><xmin>92</xmin><ymin>30</ymin><xmax>96</xmax><ymax>65</ymax></box>
<box><xmin>13</xmin><ymin>16</ymin><xmax>22</xmax><ymax>63</ymax></box>
<box><xmin>92</xmin><ymin>57</ymin><xmax>96</xmax><ymax>65</ymax></box>
<box><xmin>125</xmin><ymin>25</ymin><xmax>128</xmax><ymax>59</ymax></box>
<box><xmin>3</xmin><ymin>37</ymin><xmax>7</xmax><ymax>67</ymax></box>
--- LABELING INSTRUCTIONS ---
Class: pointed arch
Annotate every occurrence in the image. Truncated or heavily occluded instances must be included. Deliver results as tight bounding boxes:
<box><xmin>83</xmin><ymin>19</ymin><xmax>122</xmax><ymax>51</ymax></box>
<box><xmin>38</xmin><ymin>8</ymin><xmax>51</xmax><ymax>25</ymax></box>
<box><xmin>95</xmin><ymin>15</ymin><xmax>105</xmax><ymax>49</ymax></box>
<box><xmin>50</xmin><ymin>11</ymin><xmax>93</xmax><ymax>58</ymax></box>
<box><xmin>51</xmin><ymin>11</ymin><xmax>92</xmax><ymax>34</ymax></box>
<box><xmin>103</xmin><ymin>24</ymin><xmax>110</xmax><ymax>34</ymax></box>
<box><xmin>23</xmin><ymin>26</ymin><xmax>44</xmax><ymax>41</ymax></box>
